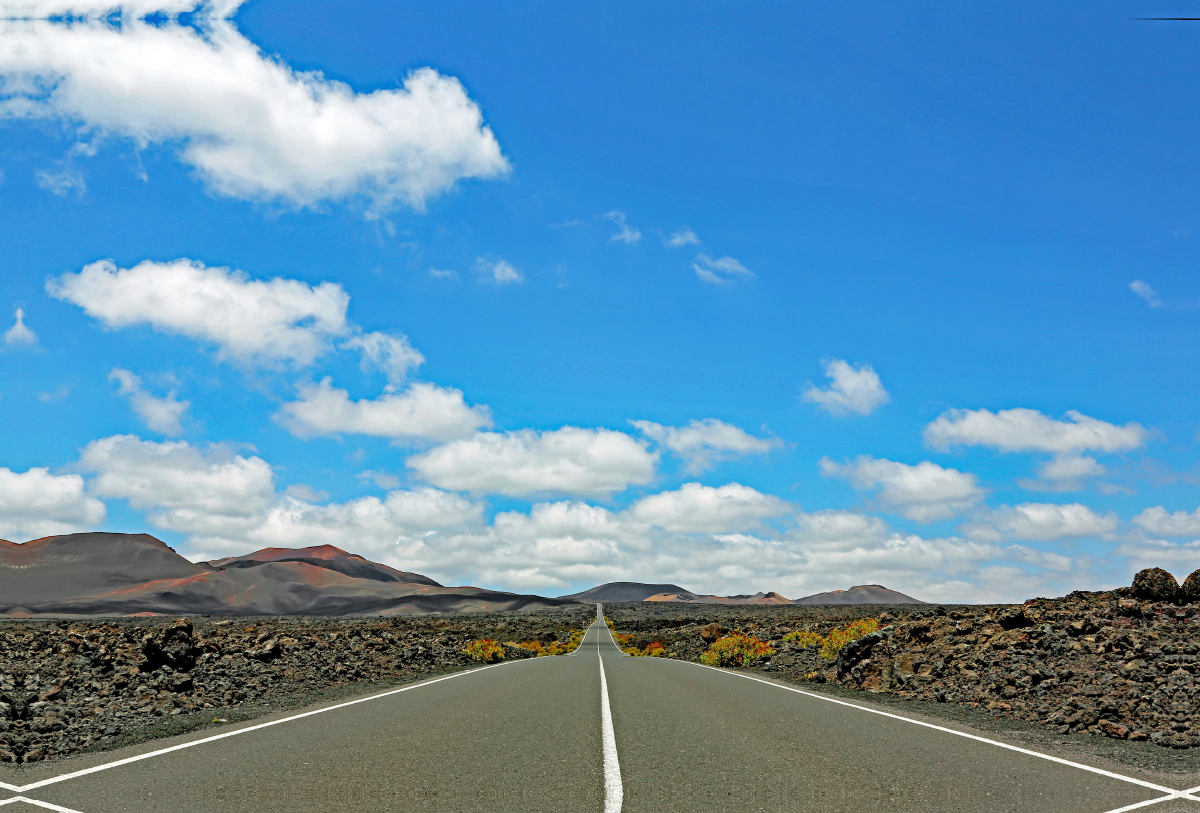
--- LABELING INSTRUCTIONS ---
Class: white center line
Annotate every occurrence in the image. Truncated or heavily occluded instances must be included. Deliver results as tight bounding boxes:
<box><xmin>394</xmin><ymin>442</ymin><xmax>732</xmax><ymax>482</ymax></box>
<box><xmin>598</xmin><ymin>654</ymin><xmax>623</xmax><ymax>813</ymax></box>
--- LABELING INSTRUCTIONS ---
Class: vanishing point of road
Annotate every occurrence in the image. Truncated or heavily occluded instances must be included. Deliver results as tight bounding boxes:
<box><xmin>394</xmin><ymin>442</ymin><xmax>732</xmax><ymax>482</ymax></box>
<box><xmin>1</xmin><ymin>606</ymin><xmax>1197</xmax><ymax>813</ymax></box>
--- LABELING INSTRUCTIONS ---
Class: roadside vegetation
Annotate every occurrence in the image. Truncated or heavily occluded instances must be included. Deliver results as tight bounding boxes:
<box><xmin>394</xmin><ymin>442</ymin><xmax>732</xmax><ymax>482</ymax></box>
<box><xmin>784</xmin><ymin>618</ymin><xmax>879</xmax><ymax>661</ymax></box>
<box><xmin>699</xmin><ymin>632</ymin><xmax>775</xmax><ymax>667</ymax></box>
<box><xmin>606</xmin><ymin>617</ymin><xmax>669</xmax><ymax>656</ymax></box>
<box><xmin>462</xmin><ymin>638</ymin><xmax>505</xmax><ymax>663</ymax></box>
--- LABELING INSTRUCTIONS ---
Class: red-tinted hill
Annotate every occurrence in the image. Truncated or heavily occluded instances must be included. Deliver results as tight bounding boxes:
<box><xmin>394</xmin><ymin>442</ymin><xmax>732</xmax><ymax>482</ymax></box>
<box><xmin>203</xmin><ymin>545</ymin><xmax>442</xmax><ymax>587</ymax></box>
<box><xmin>0</xmin><ymin>532</ymin><xmax>564</xmax><ymax>616</ymax></box>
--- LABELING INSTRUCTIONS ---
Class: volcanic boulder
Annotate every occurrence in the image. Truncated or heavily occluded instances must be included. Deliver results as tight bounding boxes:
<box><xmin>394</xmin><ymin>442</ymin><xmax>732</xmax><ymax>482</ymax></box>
<box><xmin>1181</xmin><ymin>569</ymin><xmax>1200</xmax><ymax>605</ymax></box>
<box><xmin>1132</xmin><ymin>568</ymin><xmax>1179</xmax><ymax>603</ymax></box>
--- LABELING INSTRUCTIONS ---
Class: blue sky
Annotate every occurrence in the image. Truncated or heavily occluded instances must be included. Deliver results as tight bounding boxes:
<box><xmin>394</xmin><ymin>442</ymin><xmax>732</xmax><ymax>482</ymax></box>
<box><xmin>1</xmin><ymin>0</ymin><xmax>1198</xmax><ymax>602</ymax></box>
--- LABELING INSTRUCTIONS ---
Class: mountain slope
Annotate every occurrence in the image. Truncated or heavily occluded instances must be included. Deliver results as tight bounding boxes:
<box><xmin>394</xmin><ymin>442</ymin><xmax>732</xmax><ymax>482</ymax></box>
<box><xmin>559</xmin><ymin>582</ymin><xmax>692</xmax><ymax>602</ymax></box>
<box><xmin>203</xmin><ymin>545</ymin><xmax>442</xmax><ymax>586</ymax></box>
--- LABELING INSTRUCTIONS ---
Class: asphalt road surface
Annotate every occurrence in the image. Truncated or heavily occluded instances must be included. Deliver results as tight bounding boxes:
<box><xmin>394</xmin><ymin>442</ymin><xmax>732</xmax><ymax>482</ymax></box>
<box><xmin>2</xmin><ymin>605</ymin><xmax>1198</xmax><ymax>813</ymax></box>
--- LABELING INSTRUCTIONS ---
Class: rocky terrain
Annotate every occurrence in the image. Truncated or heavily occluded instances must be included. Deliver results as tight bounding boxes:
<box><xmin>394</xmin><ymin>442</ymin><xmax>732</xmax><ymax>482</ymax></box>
<box><xmin>0</xmin><ymin>607</ymin><xmax>593</xmax><ymax>763</ymax></box>
<box><xmin>605</xmin><ymin>567</ymin><xmax>1200</xmax><ymax>751</ymax></box>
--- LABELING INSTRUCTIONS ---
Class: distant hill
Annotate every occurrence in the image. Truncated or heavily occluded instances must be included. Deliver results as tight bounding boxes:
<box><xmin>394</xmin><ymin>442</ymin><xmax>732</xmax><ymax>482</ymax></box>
<box><xmin>0</xmin><ymin>532</ymin><xmax>572</xmax><ymax>616</ymax></box>
<box><xmin>646</xmin><ymin>590</ymin><xmax>793</xmax><ymax>605</ymax></box>
<box><xmin>793</xmin><ymin>584</ymin><xmax>925</xmax><ymax>605</ymax></box>
<box><xmin>559</xmin><ymin>582</ymin><xmax>692</xmax><ymax>602</ymax></box>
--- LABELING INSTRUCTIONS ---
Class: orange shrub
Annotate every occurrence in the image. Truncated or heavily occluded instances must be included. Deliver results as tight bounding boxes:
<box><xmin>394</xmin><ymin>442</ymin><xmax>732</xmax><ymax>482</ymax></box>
<box><xmin>699</xmin><ymin>632</ymin><xmax>775</xmax><ymax>667</ymax></box>
<box><xmin>462</xmin><ymin>638</ymin><xmax>505</xmax><ymax>663</ymax></box>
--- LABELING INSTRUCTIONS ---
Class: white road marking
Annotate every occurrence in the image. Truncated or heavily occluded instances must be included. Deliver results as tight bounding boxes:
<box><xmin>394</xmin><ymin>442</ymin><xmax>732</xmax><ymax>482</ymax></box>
<box><xmin>8</xmin><ymin>658</ymin><xmax>522</xmax><ymax>793</ymax></box>
<box><xmin>669</xmin><ymin>658</ymin><xmax>1199</xmax><ymax>802</ymax></box>
<box><xmin>598</xmin><ymin>654</ymin><xmax>623</xmax><ymax>813</ymax></box>
<box><xmin>0</xmin><ymin>797</ymin><xmax>87</xmax><ymax>812</ymax></box>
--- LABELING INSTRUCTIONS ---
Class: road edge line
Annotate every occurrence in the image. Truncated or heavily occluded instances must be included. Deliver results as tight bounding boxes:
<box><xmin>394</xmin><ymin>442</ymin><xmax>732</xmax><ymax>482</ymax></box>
<box><xmin>664</xmin><ymin>659</ymin><xmax>1182</xmax><ymax>796</ymax></box>
<box><xmin>12</xmin><ymin>658</ymin><xmax>523</xmax><ymax>792</ymax></box>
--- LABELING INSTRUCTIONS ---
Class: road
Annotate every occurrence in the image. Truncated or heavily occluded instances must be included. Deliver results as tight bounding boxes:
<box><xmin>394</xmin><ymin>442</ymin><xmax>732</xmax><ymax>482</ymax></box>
<box><xmin>1</xmin><ymin>605</ymin><xmax>1198</xmax><ymax>813</ymax></box>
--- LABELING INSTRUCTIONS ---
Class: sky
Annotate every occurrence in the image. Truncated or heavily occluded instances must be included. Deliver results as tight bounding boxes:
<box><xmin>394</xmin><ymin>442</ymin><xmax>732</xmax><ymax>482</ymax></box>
<box><xmin>1</xmin><ymin>0</ymin><xmax>1199</xmax><ymax>603</ymax></box>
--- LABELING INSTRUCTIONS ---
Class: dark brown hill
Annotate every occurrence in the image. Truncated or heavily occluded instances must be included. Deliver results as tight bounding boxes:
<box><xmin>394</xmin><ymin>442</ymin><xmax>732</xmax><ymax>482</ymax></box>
<box><xmin>559</xmin><ymin>582</ymin><xmax>693</xmax><ymax>602</ymax></box>
<box><xmin>0</xmin><ymin>532</ymin><xmax>204</xmax><ymax>606</ymax></box>
<box><xmin>793</xmin><ymin>584</ymin><xmax>925</xmax><ymax>605</ymax></box>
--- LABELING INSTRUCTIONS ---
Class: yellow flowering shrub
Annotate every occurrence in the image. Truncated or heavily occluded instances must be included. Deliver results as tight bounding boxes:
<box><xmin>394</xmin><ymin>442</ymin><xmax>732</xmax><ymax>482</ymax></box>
<box><xmin>817</xmin><ymin>618</ymin><xmax>879</xmax><ymax>661</ymax></box>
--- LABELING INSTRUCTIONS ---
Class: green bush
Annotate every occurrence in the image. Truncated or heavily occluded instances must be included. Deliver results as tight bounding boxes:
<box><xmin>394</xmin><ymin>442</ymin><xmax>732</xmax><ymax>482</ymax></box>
<box><xmin>699</xmin><ymin>632</ymin><xmax>775</xmax><ymax>667</ymax></box>
<box><xmin>462</xmin><ymin>638</ymin><xmax>505</xmax><ymax>663</ymax></box>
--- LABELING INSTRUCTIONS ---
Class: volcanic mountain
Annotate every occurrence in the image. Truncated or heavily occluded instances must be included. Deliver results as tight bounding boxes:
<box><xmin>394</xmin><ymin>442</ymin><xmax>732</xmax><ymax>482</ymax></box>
<box><xmin>0</xmin><ymin>533</ymin><xmax>574</xmax><ymax>616</ymax></box>
<box><xmin>558</xmin><ymin>582</ymin><xmax>693</xmax><ymax>602</ymax></box>
<box><xmin>793</xmin><ymin>584</ymin><xmax>925</xmax><ymax>605</ymax></box>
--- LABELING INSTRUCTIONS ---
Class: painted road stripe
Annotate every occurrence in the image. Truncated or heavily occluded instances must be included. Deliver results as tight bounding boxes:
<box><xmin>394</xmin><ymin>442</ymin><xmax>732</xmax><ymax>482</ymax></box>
<box><xmin>598</xmin><ymin>654</ymin><xmax>623</xmax><ymax>813</ymax></box>
<box><xmin>671</xmin><ymin>658</ymin><xmax>1196</xmax><ymax>800</ymax></box>
<box><xmin>0</xmin><ymin>797</ymin><xmax>87</xmax><ymax>812</ymax></box>
<box><xmin>8</xmin><ymin>658</ymin><xmax>527</xmax><ymax>793</ymax></box>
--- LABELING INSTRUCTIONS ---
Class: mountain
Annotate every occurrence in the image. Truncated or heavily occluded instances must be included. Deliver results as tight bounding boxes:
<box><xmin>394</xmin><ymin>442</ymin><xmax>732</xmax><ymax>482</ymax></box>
<box><xmin>0</xmin><ymin>532</ymin><xmax>573</xmax><ymax>616</ymax></box>
<box><xmin>0</xmin><ymin>533</ymin><xmax>205</xmax><ymax>606</ymax></box>
<box><xmin>645</xmin><ymin>590</ymin><xmax>794</xmax><ymax>605</ymax></box>
<box><xmin>558</xmin><ymin>582</ymin><xmax>692</xmax><ymax>602</ymax></box>
<box><xmin>202</xmin><ymin>545</ymin><xmax>442</xmax><ymax>587</ymax></box>
<box><xmin>793</xmin><ymin>584</ymin><xmax>925</xmax><ymax>605</ymax></box>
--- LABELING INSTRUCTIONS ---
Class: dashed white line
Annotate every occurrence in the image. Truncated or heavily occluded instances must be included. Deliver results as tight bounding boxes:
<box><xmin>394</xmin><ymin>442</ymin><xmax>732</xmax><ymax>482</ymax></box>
<box><xmin>598</xmin><ymin>654</ymin><xmax>623</xmax><ymax>813</ymax></box>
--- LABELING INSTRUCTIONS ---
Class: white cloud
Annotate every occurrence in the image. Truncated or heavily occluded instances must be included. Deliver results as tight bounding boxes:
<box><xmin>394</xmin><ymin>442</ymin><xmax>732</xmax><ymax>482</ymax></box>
<box><xmin>429</xmin><ymin>268</ymin><xmax>458</xmax><ymax>280</ymax></box>
<box><xmin>407</xmin><ymin>426</ymin><xmax>658</xmax><ymax>497</ymax></box>
<box><xmin>339</xmin><ymin>331</ymin><xmax>424</xmax><ymax>387</ymax></box>
<box><xmin>924</xmin><ymin>408</ymin><xmax>1148</xmax><ymax>454</ymax></box>
<box><xmin>49</xmin><ymin>258</ymin><xmax>422</xmax><ymax>380</ymax></box>
<box><xmin>1112</xmin><ymin>539</ymin><xmax>1200</xmax><ymax>576</ymax></box>
<box><xmin>0</xmin><ymin>467</ymin><xmax>105</xmax><ymax>541</ymax></box>
<box><xmin>2</xmin><ymin>306</ymin><xmax>37</xmax><ymax>346</ymax></box>
<box><xmin>605</xmin><ymin>210</ymin><xmax>641</xmax><ymax>244</ymax></box>
<box><xmin>1129</xmin><ymin>280</ymin><xmax>1162</xmax><ymax>308</ymax></box>
<box><xmin>625</xmin><ymin>482</ymin><xmax>790</xmax><ymax>534</ymax></box>
<box><xmin>49</xmin><ymin>258</ymin><xmax>350</xmax><ymax>366</ymax></box>
<box><xmin>801</xmin><ymin>358</ymin><xmax>889</xmax><ymax>417</ymax></box>
<box><xmin>80</xmin><ymin>435</ymin><xmax>277</xmax><ymax>530</ymax></box>
<box><xmin>276</xmin><ymin>378</ymin><xmax>490</xmax><ymax>444</ymax></box>
<box><xmin>0</xmin><ymin>11</ymin><xmax>508</xmax><ymax>212</ymax></box>
<box><xmin>692</xmin><ymin>253</ymin><xmax>753</xmax><ymax>285</ymax></box>
<box><xmin>663</xmin><ymin>227</ymin><xmax>699</xmax><ymax>248</ymax></box>
<box><xmin>37</xmin><ymin>385</ymin><xmax>68</xmax><ymax>402</ymax></box>
<box><xmin>820</xmin><ymin>456</ymin><xmax>985</xmax><ymax>522</ymax></box>
<box><xmin>1019</xmin><ymin>453</ymin><xmax>1107</xmax><ymax>491</ymax></box>
<box><xmin>632</xmin><ymin>418</ymin><xmax>778</xmax><ymax>473</ymax></box>
<box><xmin>962</xmin><ymin>503</ymin><xmax>1118</xmax><ymax>542</ymax></box>
<box><xmin>1132</xmin><ymin>505</ymin><xmax>1200</xmax><ymax>538</ymax></box>
<box><xmin>475</xmin><ymin>256</ymin><xmax>523</xmax><ymax>285</ymax></box>
<box><xmin>109</xmin><ymin>368</ymin><xmax>189</xmax><ymax>436</ymax></box>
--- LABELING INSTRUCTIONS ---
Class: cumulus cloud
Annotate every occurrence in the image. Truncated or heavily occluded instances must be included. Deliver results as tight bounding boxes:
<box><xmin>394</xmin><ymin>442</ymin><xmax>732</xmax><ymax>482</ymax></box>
<box><xmin>1129</xmin><ymin>280</ymin><xmax>1162</xmax><ymax>308</ymax></box>
<box><xmin>475</xmin><ymin>256</ymin><xmax>523</xmax><ymax>285</ymax></box>
<box><xmin>276</xmin><ymin>378</ymin><xmax>490</xmax><ymax>444</ymax></box>
<box><xmin>0</xmin><ymin>10</ymin><xmax>508</xmax><ymax>212</ymax></box>
<box><xmin>0</xmin><ymin>467</ymin><xmax>105</xmax><ymax>541</ymax></box>
<box><xmin>2</xmin><ymin>306</ymin><xmax>37</xmax><ymax>347</ymax></box>
<box><xmin>924</xmin><ymin>408</ymin><xmax>1147</xmax><ymax>454</ymax></box>
<box><xmin>962</xmin><ymin>503</ymin><xmax>1118</xmax><ymax>542</ymax></box>
<box><xmin>692</xmin><ymin>253</ymin><xmax>753</xmax><ymax>285</ymax></box>
<box><xmin>407</xmin><ymin>427</ymin><xmax>658</xmax><ymax>497</ymax></box>
<box><xmin>1132</xmin><ymin>506</ymin><xmax>1200</xmax><ymax>538</ymax></box>
<box><xmin>109</xmin><ymin>368</ymin><xmax>190</xmax><ymax>436</ymax></box>
<box><xmin>820</xmin><ymin>456</ymin><xmax>985</xmax><ymax>522</ymax></box>
<box><xmin>1019</xmin><ymin>453</ymin><xmax>1108</xmax><ymax>492</ymax></box>
<box><xmin>663</xmin><ymin>227</ymin><xmax>699</xmax><ymax>248</ymax></box>
<box><xmin>802</xmin><ymin>359</ymin><xmax>889</xmax><ymax>417</ymax></box>
<box><xmin>604</xmin><ymin>211</ymin><xmax>641</xmax><ymax>244</ymax></box>
<box><xmin>76</xmin><ymin>433</ymin><xmax>483</xmax><ymax>562</ymax></box>
<box><xmin>625</xmin><ymin>482</ymin><xmax>790</xmax><ymax>534</ymax></box>
<box><xmin>631</xmin><ymin>418</ymin><xmax>779</xmax><ymax>473</ymax></box>
<box><xmin>48</xmin><ymin>258</ymin><xmax>420</xmax><ymax>378</ymax></box>
<box><xmin>339</xmin><ymin>332</ymin><xmax>424</xmax><ymax>387</ymax></box>
<box><xmin>1112</xmin><ymin>539</ymin><xmax>1200</xmax><ymax>576</ymax></box>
